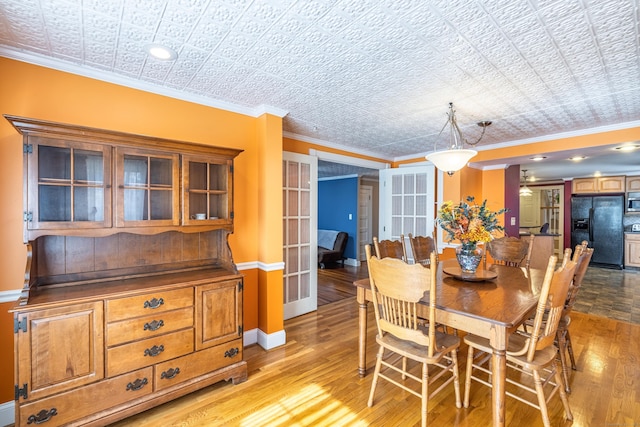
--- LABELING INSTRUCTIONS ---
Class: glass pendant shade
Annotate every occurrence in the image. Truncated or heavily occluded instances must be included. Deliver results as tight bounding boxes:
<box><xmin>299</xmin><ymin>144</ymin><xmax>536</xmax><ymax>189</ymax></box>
<box><xmin>425</xmin><ymin>149</ymin><xmax>477</xmax><ymax>176</ymax></box>
<box><xmin>519</xmin><ymin>185</ymin><xmax>533</xmax><ymax>196</ymax></box>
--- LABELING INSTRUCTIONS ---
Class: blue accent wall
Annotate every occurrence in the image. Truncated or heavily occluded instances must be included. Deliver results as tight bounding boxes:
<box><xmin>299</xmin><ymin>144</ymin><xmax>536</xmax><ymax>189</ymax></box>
<box><xmin>318</xmin><ymin>176</ymin><xmax>358</xmax><ymax>260</ymax></box>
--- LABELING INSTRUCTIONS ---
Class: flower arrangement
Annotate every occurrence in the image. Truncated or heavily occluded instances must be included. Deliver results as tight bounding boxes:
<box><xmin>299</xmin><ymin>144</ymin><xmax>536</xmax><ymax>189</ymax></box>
<box><xmin>437</xmin><ymin>196</ymin><xmax>507</xmax><ymax>248</ymax></box>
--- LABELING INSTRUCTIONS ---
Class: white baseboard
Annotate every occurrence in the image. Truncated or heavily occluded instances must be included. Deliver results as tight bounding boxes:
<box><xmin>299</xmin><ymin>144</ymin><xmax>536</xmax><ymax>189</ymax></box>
<box><xmin>243</xmin><ymin>328</ymin><xmax>258</xmax><ymax>347</ymax></box>
<box><xmin>0</xmin><ymin>401</ymin><xmax>14</xmax><ymax>427</ymax></box>
<box><xmin>257</xmin><ymin>329</ymin><xmax>286</xmax><ymax>350</ymax></box>
<box><xmin>344</xmin><ymin>258</ymin><xmax>360</xmax><ymax>266</ymax></box>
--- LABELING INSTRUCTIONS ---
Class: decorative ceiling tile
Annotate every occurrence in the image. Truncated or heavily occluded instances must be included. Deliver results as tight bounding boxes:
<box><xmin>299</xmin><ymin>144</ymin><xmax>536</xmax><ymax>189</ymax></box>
<box><xmin>0</xmin><ymin>0</ymin><xmax>638</xmax><ymax>176</ymax></box>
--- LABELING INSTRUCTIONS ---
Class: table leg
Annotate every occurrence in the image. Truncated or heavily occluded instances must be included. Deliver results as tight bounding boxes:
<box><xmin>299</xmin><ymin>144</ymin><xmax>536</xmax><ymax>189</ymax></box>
<box><xmin>491</xmin><ymin>349</ymin><xmax>507</xmax><ymax>427</ymax></box>
<box><xmin>357</xmin><ymin>287</ymin><xmax>368</xmax><ymax>377</ymax></box>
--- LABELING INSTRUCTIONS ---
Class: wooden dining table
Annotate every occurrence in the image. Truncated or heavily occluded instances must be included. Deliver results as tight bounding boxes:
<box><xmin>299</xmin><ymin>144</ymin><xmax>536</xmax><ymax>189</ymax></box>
<box><xmin>354</xmin><ymin>259</ymin><xmax>547</xmax><ymax>427</ymax></box>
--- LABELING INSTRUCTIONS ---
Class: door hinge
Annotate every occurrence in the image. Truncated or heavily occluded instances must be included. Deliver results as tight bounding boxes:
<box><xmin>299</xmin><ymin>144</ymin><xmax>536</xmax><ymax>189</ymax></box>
<box><xmin>23</xmin><ymin>212</ymin><xmax>33</xmax><ymax>222</ymax></box>
<box><xmin>15</xmin><ymin>383</ymin><xmax>28</xmax><ymax>400</ymax></box>
<box><xmin>230</xmin><ymin>165</ymin><xmax>234</xmax><ymax>174</ymax></box>
<box><xmin>237</xmin><ymin>281</ymin><xmax>243</xmax><ymax>291</ymax></box>
<box><xmin>238</xmin><ymin>325</ymin><xmax>243</xmax><ymax>335</ymax></box>
<box><xmin>230</xmin><ymin>211</ymin><xmax>234</xmax><ymax>219</ymax></box>
<box><xmin>23</xmin><ymin>144</ymin><xmax>33</xmax><ymax>154</ymax></box>
<box><xmin>14</xmin><ymin>317</ymin><xmax>27</xmax><ymax>333</ymax></box>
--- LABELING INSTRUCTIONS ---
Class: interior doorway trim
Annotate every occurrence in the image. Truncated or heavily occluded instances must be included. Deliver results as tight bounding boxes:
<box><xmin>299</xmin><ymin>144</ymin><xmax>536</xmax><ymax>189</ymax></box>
<box><xmin>309</xmin><ymin>149</ymin><xmax>390</xmax><ymax>170</ymax></box>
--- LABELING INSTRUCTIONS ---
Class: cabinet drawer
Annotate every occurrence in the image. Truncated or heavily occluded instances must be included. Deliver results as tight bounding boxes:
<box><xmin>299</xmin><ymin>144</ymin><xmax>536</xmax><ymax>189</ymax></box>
<box><xmin>107</xmin><ymin>329</ymin><xmax>194</xmax><ymax>377</ymax></box>
<box><xmin>18</xmin><ymin>367</ymin><xmax>153</xmax><ymax>427</ymax></box>
<box><xmin>106</xmin><ymin>287</ymin><xmax>193</xmax><ymax>322</ymax></box>
<box><xmin>154</xmin><ymin>338</ymin><xmax>243</xmax><ymax>391</ymax></box>
<box><xmin>107</xmin><ymin>306</ymin><xmax>194</xmax><ymax>347</ymax></box>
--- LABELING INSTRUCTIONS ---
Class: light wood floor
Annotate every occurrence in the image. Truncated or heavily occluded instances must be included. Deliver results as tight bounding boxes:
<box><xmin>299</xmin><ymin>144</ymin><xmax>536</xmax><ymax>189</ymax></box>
<box><xmin>110</xmin><ymin>264</ymin><xmax>640</xmax><ymax>426</ymax></box>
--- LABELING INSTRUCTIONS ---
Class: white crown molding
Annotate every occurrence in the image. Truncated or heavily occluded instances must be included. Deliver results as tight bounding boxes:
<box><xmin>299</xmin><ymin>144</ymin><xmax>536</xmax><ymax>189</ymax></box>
<box><xmin>252</xmin><ymin>104</ymin><xmax>289</xmax><ymax>118</ymax></box>
<box><xmin>285</xmin><ymin>131</ymin><xmax>392</xmax><ymax>162</ymax></box>
<box><xmin>474</xmin><ymin>120</ymin><xmax>640</xmax><ymax>152</ymax></box>
<box><xmin>0</xmin><ymin>48</ymin><xmax>289</xmax><ymax>119</ymax></box>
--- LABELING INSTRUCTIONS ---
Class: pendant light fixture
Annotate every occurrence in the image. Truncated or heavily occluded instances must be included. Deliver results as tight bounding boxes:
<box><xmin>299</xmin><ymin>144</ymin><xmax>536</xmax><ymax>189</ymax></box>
<box><xmin>425</xmin><ymin>103</ymin><xmax>492</xmax><ymax>176</ymax></box>
<box><xmin>520</xmin><ymin>169</ymin><xmax>533</xmax><ymax>197</ymax></box>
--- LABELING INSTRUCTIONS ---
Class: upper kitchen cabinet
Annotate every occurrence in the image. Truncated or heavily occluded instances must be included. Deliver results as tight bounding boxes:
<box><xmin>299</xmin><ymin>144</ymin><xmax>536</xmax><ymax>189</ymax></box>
<box><xmin>572</xmin><ymin>176</ymin><xmax>625</xmax><ymax>194</ymax></box>
<box><xmin>626</xmin><ymin>176</ymin><xmax>640</xmax><ymax>192</ymax></box>
<box><xmin>5</xmin><ymin>115</ymin><xmax>242</xmax><ymax>241</ymax></box>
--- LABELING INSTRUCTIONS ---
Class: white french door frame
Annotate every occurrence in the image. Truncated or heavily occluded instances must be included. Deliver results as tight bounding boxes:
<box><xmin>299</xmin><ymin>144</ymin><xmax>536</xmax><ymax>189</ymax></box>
<box><xmin>379</xmin><ymin>164</ymin><xmax>437</xmax><ymax>263</ymax></box>
<box><xmin>283</xmin><ymin>152</ymin><xmax>318</xmax><ymax>320</ymax></box>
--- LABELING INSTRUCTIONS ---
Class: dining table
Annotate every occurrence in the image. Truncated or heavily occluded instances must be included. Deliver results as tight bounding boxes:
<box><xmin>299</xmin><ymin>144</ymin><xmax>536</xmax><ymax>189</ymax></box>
<box><xmin>354</xmin><ymin>258</ymin><xmax>547</xmax><ymax>427</ymax></box>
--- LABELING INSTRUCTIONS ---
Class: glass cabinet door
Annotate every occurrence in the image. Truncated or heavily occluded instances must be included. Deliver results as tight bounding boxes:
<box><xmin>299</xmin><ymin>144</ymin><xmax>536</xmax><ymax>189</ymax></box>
<box><xmin>27</xmin><ymin>137</ymin><xmax>111</xmax><ymax>230</ymax></box>
<box><xmin>116</xmin><ymin>148</ymin><xmax>179</xmax><ymax>227</ymax></box>
<box><xmin>182</xmin><ymin>156</ymin><xmax>232</xmax><ymax>225</ymax></box>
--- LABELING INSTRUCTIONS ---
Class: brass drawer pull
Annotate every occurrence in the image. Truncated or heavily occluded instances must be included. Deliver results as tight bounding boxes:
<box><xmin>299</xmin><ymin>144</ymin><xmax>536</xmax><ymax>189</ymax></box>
<box><xmin>143</xmin><ymin>297</ymin><xmax>164</xmax><ymax>309</ymax></box>
<box><xmin>144</xmin><ymin>344</ymin><xmax>165</xmax><ymax>357</ymax></box>
<box><xmin>27</xmin><ymin>408</ymin><xmax>57</xmax><ymax>424</ymax></box>
<box><xmin>143</xmin><ymin>319</ymin><xmax>164</xmax><ymax>331</ymax></box>
<box><xmin>224</xmin><ymin>347</ymin><xmax>239</xmax><ymax>358</ymax></box>
<box><xmin>160</xmin><ymin>367</ymin><xmax>181</xmax><ymax>379</ymax></box>
<box><xmin>126</xmin><ymin>377</ymin><xmax>148</xmax><ymax>391</ymax></box>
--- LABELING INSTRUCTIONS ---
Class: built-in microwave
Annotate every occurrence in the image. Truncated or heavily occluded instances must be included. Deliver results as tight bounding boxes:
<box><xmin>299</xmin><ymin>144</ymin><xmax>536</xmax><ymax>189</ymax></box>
<box><xmin>628</xmin><ymin>192</ymin><xmax>640</xmax><ymax>212</ymax></box>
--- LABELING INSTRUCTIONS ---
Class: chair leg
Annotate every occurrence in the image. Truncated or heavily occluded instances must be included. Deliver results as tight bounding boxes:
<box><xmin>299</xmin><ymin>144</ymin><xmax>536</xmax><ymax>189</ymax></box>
<box><xmin>556</xmin><ymin>330</ymin><xmax>571</xmax><ymax>393</ymax></box>
<box><xmin>402</xmin><ymin>356</ymin><xmax>407</xmax><ymax>380</ymax></box>
<box><xmin>532</xmin><ymin>369</ymin><xmax>551</xmax><ymax>427</ymax></box>
<box><xmin>367</xmin><ymin>346</ymin><xmax>384</xmax><ymax>407</ymax></box>
<box><xmin>450</xmin><ymin>349</ymin><xmax>462</xmax><ymax>408</ymax></box>
<box><xmin>421</xmin><ymin>362</ymin><xmax>428</xmax><ymax>427</ymax></box>
<box><xmin>566</xmin><ymin>329</ymin><xmax>577</xmax><ymax>370</ymax></box>
<box><xmin>554</xmin><ymin>360</ymin><xmax>574</xmax><ymax>422</ymax></box>
<box><xmin>463</xmin><ymin>346</ymin><xmax>474</xmax><ymax>408</ymax></box>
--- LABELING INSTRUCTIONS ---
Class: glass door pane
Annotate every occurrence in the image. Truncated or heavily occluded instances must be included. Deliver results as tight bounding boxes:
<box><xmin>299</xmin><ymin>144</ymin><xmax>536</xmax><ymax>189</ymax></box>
<box><xmin>34</xmin><ymin>143</ymin><xmax>109</xmax><ymax>226</ymax></box>
<box><xmin>119</xmin><ymin>149</ymin><xmax>178</xmax><ymax>227</ymax></box>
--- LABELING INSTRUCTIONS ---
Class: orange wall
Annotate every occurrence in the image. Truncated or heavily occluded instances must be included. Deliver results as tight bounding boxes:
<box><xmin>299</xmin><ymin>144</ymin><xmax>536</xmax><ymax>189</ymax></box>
<box><xmin>0</xmin><ymin>57</ymin><xmax>267</xmax><ymax>403</ymax></box>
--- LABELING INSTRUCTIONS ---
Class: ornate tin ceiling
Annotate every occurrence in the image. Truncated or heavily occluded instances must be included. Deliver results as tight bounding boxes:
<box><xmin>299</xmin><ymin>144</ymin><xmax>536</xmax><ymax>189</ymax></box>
<box><xmin>1</xmin><ymin>0</ymin><xmax>639</xmax><ymax>180</ymax></box>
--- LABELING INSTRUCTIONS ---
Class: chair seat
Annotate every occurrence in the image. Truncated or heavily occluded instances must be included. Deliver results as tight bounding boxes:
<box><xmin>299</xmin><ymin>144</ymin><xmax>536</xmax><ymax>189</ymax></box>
<box><xmin>464</xmin><ymin>333</ymin><xmax>559</xmax><ymax>370</ymax></box>
<box><xmin>378</xmin><ymin>331</ymin><xmax>460</xmax><ymax>363</ymax></box>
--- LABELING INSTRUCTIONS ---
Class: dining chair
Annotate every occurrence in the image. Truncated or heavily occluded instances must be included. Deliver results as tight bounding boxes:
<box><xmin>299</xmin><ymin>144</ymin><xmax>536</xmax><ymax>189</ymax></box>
<box><xmin>557</xmin><ymin>241</ymin><xmax>593</xmax><ymax>392</ymax></box>
<box><xmin>373</xmin><ymin>235</ymin><xmax>407</xmax><ymax>261</ymax></box>
<box><xmin>463</xmin><ymin>248</ymin><xmax>576</xmax><ymax>427</ymax></box>
<box><xmin>365</xmin><ymin>245</ymin><xmax>461</xmax><ymax>427</ymax></box>
<box><xmin>485</xmin><ymin>235</ymin><xmax>534</xmax><ymax>267</ymax></box>
<box><xmin>408</xmin><ymin>232</ymin><xmax>438</xmax><ymax>266</ymax></box>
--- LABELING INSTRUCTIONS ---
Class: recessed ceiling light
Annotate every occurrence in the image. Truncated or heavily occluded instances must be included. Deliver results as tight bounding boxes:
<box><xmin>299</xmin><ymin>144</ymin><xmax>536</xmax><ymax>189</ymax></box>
<box><xmin>145</xmin><ymin>43</ymin><xmax>177</xmax><ymax>61</ymax></box>
<box><xmin>530</xmin><ymin>156</ymin><xmax>546</xmax><ymax>161</ymax></box>
<box><xmin>569</xmin><ymin>156</ymin><xmax>586</xmax><ymax>161</ymax></box>
<box><xmin>614</xmin><ymin>144</ymin><xmax>640</xmax><ymax>152</ymax></box>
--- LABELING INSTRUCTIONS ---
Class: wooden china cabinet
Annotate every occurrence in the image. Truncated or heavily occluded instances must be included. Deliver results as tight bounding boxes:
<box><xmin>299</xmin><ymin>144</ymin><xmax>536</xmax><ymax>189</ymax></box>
<box><xmin>5</xmin><ymin>115</ymin><xmax>247</xmax><ymax>427</ymax></box>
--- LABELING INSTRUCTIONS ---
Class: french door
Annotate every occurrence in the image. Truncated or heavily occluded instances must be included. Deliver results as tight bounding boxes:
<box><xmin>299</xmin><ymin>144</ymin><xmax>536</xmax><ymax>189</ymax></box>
<box><xmin>282</xmin><ymin>152</ymin><xmax>317</xmax><ymax>319</ymax></box>
<box><xmin>379</xmin><ymin>165</ymin><xmax>436</xmax><ymax>263</ymax></box>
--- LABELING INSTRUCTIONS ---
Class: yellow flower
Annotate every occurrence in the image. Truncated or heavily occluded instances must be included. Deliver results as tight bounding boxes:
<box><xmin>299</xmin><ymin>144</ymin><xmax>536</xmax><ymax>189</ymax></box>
<box><xmin>437</xmin><ymin>196</ymin><xmax>507</xmax><ymax>246</ymax></box>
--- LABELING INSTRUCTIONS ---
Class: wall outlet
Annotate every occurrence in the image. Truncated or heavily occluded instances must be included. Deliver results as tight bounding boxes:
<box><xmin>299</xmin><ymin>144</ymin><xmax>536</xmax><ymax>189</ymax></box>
<box><xmin>510</xmin><ymin>217</ymin><xmax>516</xmax><ymax>226</ymax></box>
<box><xmin>348</xmin><ymin>213</ymin><xmax>353</xmax><ymax>220</ymax></box>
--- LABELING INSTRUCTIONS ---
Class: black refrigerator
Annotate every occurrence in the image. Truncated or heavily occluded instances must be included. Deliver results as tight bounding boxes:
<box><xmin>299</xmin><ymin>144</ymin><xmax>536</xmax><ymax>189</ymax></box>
<box><xmin>571</xmin><ymin>195</ymin><xmax>624</xmax><ymax>268</ymax></box>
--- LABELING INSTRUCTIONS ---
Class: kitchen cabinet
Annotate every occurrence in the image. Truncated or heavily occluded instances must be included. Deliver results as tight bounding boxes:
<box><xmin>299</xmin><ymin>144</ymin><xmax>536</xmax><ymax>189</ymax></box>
<box><xmin>572</xmin><ymin>176</ymin><xmax>625</xmax><ymax>194</ymax></box>
<box><xmin>7</xmin><ymin>115</ymin><xmax>246</xmax><ymax>427</ymax></box>
<box><xmin>626</xmin><ymin>176</ymin><xmax>640</xmax><ymax>192</ymax></box>
<box><xmin>625</xmin><ymin>233</ymin><xmax>640</xmax><ymax>268</ymax></box>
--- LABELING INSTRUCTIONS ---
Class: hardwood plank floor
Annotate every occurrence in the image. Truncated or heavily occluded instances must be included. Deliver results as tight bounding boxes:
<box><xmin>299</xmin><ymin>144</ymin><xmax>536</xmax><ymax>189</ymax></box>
<box><xmin>110</xmin><ymin>264</ymin><xmax>640</xmax><ymax>426</ymax></box>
